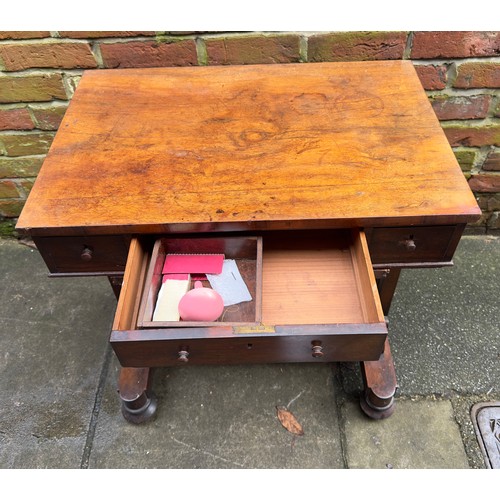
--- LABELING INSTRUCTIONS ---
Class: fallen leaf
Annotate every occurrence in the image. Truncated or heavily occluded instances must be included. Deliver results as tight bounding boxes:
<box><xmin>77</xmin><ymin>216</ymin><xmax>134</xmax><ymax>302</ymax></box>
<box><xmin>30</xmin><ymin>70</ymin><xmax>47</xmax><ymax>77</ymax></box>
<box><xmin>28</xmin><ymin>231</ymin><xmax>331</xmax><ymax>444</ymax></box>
<box><xmin>276</xmin><ymin>406</ymin><xmax>304</xmax><ymax>436</ymax></box>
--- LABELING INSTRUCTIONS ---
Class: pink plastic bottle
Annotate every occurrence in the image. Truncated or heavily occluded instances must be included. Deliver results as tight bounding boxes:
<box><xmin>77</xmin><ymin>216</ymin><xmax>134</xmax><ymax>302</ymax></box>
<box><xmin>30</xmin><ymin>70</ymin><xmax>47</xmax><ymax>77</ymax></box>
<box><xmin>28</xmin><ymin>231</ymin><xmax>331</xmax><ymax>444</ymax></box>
<box><xmin>178</xmin><ymin>281</ymin><xmax>224</xmax><ymax>321</ymax></box>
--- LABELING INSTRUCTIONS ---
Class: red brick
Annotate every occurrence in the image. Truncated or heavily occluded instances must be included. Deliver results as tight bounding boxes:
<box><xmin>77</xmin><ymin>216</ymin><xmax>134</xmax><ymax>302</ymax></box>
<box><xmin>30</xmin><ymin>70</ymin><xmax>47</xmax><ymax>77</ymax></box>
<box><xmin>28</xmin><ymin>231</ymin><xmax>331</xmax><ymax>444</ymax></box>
<box><xmin>0</xmin><ymin>157</ymin><xmax>44</xmax><ymax>178</ymax></box>
<box><xmin>0</xmin><ymin>132</ymin><xmax>55</xmax><ymax>156</ymax></box>
<box><xmin>0</xmin><ymin>179</ymin><xmax>21</xmax><ymax>198</ymax></box>
<box><xmin>430</xmin><ymin>95</ymin><xmax>491</xmax><ymax>120</ymax></box>
<box><xmin>476</xmin><ymin>193</ymin><xmax>500</xmax><ymax>211</ymax></box>
<box><xmin>486</xmin><ymin>194</ymin><xmax>500</xmax><ymax>210</ymax></box>
<box><xmin>0</xmin><ymin>31</ymin><xmax>50</xmax><ymax>40</ymax></box>
<box><xmin>206</xmin><ymin>35</ymin><xmax>301</xmax><ymax>65</ymax></box>
<box><xmin>30</xmin><ymin>104</ymin><xmax>68</xmax><ymax>130</ymax></box>
<box><xmin>0</xmin><ymin>108</ymin><xmax>34</xmax><ymax>130</ymax></box>
<box><xmin>412</xmin><ymin>31</ymin><xmax>500</xmax><ymax>59</ymax></box>
<box><xmin>487</xmin><ymin>212</ymin><xmax>500</xmax><ymax>230</ymax></box>
<box><xmin>414</xmin><ymin>64</ymin><xmax>448</xmax><ymax>90</ymax></box>
<box><xmin>20</xmin><ymin>178</ymin><xmax>35</xmax><ymax>195</ymax></box>
<box><xmin>483</xmin><ymin>151</ymin><xmax>500</xmax><ymax>171</ymax></box>
<box><xmin>0</xmin><ymin>199</ymin><xmax>23</xmax><ymax>217</ymax></box>
<box><xmin>443</xmin><ymin>124</ymin><xmax>500</xmax><ymax>147</ymax></box>
<box><xmin>468</xmin><ymin>173</ymin><xmax>500</xmax><ymax>192</ymax></box>
<box><xmin>164</xmin><ymin>32</ymin><xmax>204</xmax><ymax>35</ymax></box>
<box><xmin>308</xmin><ymin>31</ymin><xmax>407</xmax><ymax>62</ymax></box>
<box><xmin>454</xmin><ymin>62</ymin><xmax>500</xmax><ymax>89</ymax></box>
<box><xmin>0</xmin><ymin>42</ymin><xmax>97</xmax><ymax>71</ymax></box>
<box><xmin>0</xmin><ymin>73</ymin><xmax>67</xmax><ymax>103</ymax></box>
<box><xmin>58</xmin><ymin>31</ymin><xmax>155</xmax><ymax>38</ymax></box>
<box><xmin>453</xmin><ymin>148</ymin><xmax>478</xmax><ymax>171</ymax></box>
<box><xmin>100</xmin><ymin>40</ymin><xmax>197</xmax><ymax>68</ymax></box>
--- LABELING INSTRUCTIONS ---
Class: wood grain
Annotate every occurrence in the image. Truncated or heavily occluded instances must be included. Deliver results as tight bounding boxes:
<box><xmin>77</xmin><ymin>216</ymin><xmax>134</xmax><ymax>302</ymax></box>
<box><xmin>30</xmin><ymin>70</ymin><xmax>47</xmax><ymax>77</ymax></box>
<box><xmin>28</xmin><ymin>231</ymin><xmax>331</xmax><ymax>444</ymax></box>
<box><xmin>112</xmin><ymin>238</ymin><xmax>148</xmax><ymax>331</ymax></box>
<box><xmin>17</xmin><ymin>61</ymin><xmax>480</xmax><ymax>236</ymax></box>
<box><xmin>261</xmin><ymin>229</ymin><xmax>382</xmax><ymax>325</ymax></box>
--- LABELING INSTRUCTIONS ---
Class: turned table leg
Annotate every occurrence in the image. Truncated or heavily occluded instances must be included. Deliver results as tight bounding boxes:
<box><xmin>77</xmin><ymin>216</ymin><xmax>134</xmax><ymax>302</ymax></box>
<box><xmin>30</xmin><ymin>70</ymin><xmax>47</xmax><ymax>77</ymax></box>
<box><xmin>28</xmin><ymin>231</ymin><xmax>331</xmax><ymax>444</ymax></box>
<box><xmin>360</xmin><ymin>338</ymin><xmax>397</xmax><ymax>419</ymax></box>
<box><xmin>118</xmin><ymin>367</ymin><xmax>157</xmax><ymax>424</ymax></box>
<box><xmin>107</xmin><ymin>274</ymin><xmax>157</xmax><ymax>424</ymax></box>
<box><xmin>359</xmin><ymin>268</ymin><xmax>400</xmax><ymax>419</ymax></box>
<box><xmin>107</xmin><ymin>276</ymin><xmax>123</xmax><ymax>300</ymax></box>
<box><xmin>375</xmin><ymin>267</ymin><xmax>401</xmax><ymax>315</ymax></box>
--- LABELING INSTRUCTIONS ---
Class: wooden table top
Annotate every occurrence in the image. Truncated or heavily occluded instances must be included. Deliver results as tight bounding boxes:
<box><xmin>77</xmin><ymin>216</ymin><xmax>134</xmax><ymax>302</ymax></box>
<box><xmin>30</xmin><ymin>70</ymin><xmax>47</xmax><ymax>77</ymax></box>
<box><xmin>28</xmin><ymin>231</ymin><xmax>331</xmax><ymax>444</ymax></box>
<box><xmin>17</xmin><ymin>61</ymin><xmax>481</xmax><ymax>236</ymax></box>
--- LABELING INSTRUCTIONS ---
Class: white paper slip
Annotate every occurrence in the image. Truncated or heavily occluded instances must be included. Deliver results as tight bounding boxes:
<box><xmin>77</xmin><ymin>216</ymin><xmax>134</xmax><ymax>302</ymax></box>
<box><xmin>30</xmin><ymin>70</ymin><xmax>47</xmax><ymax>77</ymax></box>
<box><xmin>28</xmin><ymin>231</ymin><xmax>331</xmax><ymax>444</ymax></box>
<box><xmin>207</xmin><ymin>259</ymin><xmax>252</xmax><ymax>306</ymax></box>
<box><xmin>153</xmin><ymin>277</ymin><xmax>191</xmax><ymax>321</ymax></box>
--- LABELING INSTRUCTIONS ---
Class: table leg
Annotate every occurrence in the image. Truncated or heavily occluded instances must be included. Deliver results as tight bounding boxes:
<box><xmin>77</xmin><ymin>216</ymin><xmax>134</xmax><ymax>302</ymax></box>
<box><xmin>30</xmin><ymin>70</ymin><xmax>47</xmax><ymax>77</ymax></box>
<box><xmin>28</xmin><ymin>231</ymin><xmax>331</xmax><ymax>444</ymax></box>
<box><xmin>107</xmin><ymin>275</ymin><xmax>123</xmax><ymax>300</ymax></box>
<box><xmin>376</xmin><ymin>267</ymin><xmax>401</xmax><ymax>315</ymax></box>
<box><xmin>359</xmin><ymin>268</ymin><xmax>400</xmax><ymax>419</ymax></box>
<box><xmin>118</xmin><ymin>367</ymin><xmax>158</xmax><ymax>424</ymax></box>
<box><xmin>360</xmin><ymin>338</ymin><xmax>397</xmax><ymax>419</ymax></box>
<box><xmin>108</xmin><ymin>274</ymin><xmax>157</xmax><ymax>423</ymax></box>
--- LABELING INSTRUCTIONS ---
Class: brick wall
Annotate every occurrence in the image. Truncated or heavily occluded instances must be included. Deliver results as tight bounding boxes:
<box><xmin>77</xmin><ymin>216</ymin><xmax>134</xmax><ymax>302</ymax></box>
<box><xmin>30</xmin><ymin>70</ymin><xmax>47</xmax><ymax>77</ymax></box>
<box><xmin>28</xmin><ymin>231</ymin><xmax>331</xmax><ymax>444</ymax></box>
<box><xmin>1</xmin><ymin>31</ymin><xmax>499</xmax><ymax>236</ymax></box>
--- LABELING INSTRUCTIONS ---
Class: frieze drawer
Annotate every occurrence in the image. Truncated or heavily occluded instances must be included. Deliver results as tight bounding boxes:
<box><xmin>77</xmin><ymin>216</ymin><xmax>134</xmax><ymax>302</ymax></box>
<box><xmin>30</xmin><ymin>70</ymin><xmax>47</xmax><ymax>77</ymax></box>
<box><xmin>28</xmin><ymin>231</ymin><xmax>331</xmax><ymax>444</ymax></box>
<box><xmin>366</xmin><ymin>225</ymin><xmax>463</xmax><ymax>266</ymax></box>
<box><xmin>34</xmin><ymin>235</ymin><xmax>130</xmax><ymax>274</ymax></box>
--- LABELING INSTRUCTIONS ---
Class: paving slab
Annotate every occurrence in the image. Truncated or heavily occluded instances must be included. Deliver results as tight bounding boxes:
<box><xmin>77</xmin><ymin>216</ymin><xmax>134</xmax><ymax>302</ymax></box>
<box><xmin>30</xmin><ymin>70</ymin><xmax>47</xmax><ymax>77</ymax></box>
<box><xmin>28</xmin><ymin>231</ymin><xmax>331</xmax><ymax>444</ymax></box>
<box><xmin>89</xmin><ymin>358</ymin><xmax>345</xmax><ymax>469</ymax></box>
<box><xmin>342</xmin><ymin>398</ymin><xmax>470</xmax><ymax>469</ymax></box>
<box><xmin>388</xmin><ymin>235</ymin><xmax>500</xmax><ymax>396</ymax></box>
<box><xmin>0</xmin><ymin>240</ymin><xmax>115</xmax><ymax>468</ymax></box>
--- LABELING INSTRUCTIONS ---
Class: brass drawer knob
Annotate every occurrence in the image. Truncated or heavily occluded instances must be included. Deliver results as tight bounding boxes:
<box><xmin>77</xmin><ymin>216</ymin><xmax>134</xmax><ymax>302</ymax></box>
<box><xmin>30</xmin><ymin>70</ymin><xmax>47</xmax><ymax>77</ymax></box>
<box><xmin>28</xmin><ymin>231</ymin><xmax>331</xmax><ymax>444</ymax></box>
<box><xmin>311</xmin><ymin>341</ymin><xmax>323</xmax><ymax>358</ymax></box>
<box><xmin>178</xmin><ymin>349</ymin><xmax>189</xmax><ymax>363</ymax></box>
<box><xmin>80</xmin><ymin>246</ymin><xmax>93</xmax><ymax>261</ymax></box>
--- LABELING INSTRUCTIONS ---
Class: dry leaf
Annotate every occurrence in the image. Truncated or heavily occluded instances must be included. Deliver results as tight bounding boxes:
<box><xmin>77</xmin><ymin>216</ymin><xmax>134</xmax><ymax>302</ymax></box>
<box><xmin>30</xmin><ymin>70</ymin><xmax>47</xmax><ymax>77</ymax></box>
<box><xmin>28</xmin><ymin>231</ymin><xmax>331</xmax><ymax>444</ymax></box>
<box><xmin>276</xmin><ymin>406</ymin><xmax>304</xmax><ymax>436</ymax></box>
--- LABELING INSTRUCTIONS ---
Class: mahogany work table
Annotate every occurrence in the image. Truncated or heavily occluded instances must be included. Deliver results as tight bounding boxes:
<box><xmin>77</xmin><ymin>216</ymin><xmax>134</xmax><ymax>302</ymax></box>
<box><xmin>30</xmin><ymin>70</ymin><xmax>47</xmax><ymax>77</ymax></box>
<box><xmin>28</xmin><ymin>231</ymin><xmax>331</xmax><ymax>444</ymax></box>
<box><xmin>16</xmin><ymin>61</ymin><xmax>481</xmax><ymax>423</ymax></box>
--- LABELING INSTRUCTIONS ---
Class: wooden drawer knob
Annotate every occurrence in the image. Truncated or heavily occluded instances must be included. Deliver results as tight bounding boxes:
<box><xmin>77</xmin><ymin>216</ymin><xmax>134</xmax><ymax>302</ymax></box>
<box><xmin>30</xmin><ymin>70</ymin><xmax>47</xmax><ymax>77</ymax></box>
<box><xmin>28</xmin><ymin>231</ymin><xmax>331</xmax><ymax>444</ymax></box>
<box><xmin>399</xmin><ymin>237</ymin><xmax>416</xmax><ymax>251</ymax></box>
<box><xmin>178</xmin><ymin>349</ymin><xmax>189</xmax><ymax>363</ymax></box>
<box><xmin>311</xmin><ymin>341</ymin><xmax>323</xmax><ymax>358</ymax></box>
<box><xmin>405</xmin><ymin>239</ymin><xmax>416</xmax><ymax>251</ymax></box>
<box><xmin>80</xmin><ymin>246</ymin><xmax>93</xmax><ymax>261</ymax></box>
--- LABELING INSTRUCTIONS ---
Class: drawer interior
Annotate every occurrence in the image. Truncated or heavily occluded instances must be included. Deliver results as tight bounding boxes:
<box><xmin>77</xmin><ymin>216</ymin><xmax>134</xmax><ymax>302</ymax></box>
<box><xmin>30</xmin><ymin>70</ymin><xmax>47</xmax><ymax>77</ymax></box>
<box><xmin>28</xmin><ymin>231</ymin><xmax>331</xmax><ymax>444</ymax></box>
<box><xmin>110</xmin><ymin>229</ymin><xmax>387</xmax><ymax>367</ymax></box>
<box><xmin>261</xmin><ymin>231</ymin><xmax>383</xmax><ymax>325</ymax></box>
<box><xmin>113</xmin><ymin>228</ymin><xmax>384</xmax><ymax>332</ymax></box>
<box><xmin>137</xmin><ymin>236</ymin><xmax>262</xmax><ymax>327</ymax></box>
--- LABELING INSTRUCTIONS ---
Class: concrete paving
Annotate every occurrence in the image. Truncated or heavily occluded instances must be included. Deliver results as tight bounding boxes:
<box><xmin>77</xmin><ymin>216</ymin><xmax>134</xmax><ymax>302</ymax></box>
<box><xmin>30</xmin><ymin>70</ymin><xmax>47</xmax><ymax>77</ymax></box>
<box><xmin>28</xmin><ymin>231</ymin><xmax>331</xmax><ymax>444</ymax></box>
<box><xmin>0</xmin><ymin>234</ymin><xmax>498</xmax><ymax>469</ymax></box>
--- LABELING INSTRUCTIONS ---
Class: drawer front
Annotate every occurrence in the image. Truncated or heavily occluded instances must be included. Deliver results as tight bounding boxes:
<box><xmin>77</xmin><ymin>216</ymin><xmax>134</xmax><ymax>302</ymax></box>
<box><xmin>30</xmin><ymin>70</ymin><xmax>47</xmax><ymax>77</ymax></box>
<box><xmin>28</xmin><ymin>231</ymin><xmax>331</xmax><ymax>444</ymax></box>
<box><xmin>367</xmin><ymin>225</ymin><xmax>461</xmax><ymax>265</ymax></box>
<box><xmin>34</xmin><ymin>235</ymin><xmax>130</xmax><ymax>274</ymax></box>
<box><xmin>111</xmin><ymin>326</ymin><xmax>387</xmax><ymax>367</ymax></box>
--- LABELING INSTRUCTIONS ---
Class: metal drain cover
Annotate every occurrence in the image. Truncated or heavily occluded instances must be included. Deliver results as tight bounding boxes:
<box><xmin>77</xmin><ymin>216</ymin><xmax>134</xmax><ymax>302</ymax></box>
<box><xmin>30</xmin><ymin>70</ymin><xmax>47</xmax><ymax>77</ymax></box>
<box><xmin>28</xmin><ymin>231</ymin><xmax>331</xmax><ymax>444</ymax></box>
<box><xmin>471</xmin><ymin>402</ymin><xmax>500</xmax><ymax>469</ymax></box>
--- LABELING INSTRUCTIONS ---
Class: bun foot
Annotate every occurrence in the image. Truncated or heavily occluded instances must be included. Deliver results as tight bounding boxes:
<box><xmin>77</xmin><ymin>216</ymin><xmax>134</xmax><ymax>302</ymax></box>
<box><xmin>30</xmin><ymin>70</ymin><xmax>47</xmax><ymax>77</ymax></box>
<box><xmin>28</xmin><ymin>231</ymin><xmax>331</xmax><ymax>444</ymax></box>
<box><xmin>121</xmin><ymin>391</ymin><xmax>158</xmax><ymax>424</ymax></box>
<box><xmin>360</xmin><ymin>389</ymin><xmax>395</xmax><ymax>420</ymax></box>
<box><xmin>118</xmin><ymin>367</ymin><xmax>156</xmax><ymax>424</ymax></box>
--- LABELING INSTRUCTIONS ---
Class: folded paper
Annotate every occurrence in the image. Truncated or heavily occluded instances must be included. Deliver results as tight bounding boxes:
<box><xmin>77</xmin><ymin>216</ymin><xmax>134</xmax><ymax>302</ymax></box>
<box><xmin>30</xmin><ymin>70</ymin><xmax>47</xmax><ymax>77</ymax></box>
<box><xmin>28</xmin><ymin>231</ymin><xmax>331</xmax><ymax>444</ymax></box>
<box><xmin>207</xmin><ymin>259</ymin><xmax>252</xmax><ymax>306</ymax></box>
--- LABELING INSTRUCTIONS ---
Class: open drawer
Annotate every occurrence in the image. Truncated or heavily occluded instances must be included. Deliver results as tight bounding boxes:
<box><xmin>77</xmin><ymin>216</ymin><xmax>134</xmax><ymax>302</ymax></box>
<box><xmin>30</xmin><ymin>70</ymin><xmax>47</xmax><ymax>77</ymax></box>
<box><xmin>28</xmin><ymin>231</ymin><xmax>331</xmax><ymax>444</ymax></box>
<box><xmin>110</xmin><ymin>229</ymin><xmax>388</xmax><ymax>367</ymax></box>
